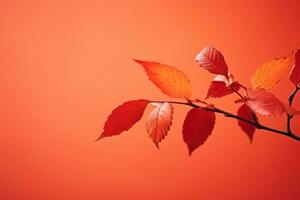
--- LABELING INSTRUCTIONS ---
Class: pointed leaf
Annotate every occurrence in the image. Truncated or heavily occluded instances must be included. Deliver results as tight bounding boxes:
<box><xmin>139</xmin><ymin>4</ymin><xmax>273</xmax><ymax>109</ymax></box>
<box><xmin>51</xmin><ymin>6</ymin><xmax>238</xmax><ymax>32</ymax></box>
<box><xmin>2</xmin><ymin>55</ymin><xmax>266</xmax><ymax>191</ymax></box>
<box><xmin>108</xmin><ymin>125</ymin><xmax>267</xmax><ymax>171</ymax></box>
<box><xmin>97</xmin><ymin>99</ymin><xmax>150</xmax><ymax>140</ymax></box>
<box><xmin>206</xmin><ymin>81</ymin><xmax>240</xmax><ymax>99</ymax></box>
<box><xmin>182</xmin><ymin>107</ymin><xmax>215</xmax><ymax>156</ymax></box>
<box><xmin>246</xmin><ymin>89</ymin><xmax>285</xmax><ymax>116</ymax></box>
<box><xmin>207</xmin><ymin>73</ymin><xmax>240</xmax><ymax>98</ymax></box>
<box><xmin>196</xmin><ymin>46</ymin><xmax>228</xmax><ymax>76</ymax></box>
<box><xmin>251</xmin><ymin>55</ymin><xmax>292</xmax><ymax>89</ymax></box>
<box><xmin>290</xmin><ymin>49</ymin><xmax>300</xmax><ymax>86</ymax></box>
<box><xmin>146</xmin><ymin>102</ymin><xmax>173</xmax><ymax>148</ymax></box>
<box><xmin>237</xmin><ymin>104</ymin><xmax>257</xmax><ymax>142</ymax></box>
<box><xmin>134</xmin><ymin>59</ymin><xmax>192</xmax><ymax>98</ymax></box>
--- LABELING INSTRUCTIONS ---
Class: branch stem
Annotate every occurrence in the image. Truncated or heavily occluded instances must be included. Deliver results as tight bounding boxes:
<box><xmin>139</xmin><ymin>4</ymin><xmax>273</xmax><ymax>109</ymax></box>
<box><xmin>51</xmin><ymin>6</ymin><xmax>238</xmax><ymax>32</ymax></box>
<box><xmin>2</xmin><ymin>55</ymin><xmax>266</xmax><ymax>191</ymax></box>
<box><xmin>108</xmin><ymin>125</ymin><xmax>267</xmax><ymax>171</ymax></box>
<box><xmin>152</xmin><ymin>99</ymin><xmax>300</xmax><ymax>142</ymax></box>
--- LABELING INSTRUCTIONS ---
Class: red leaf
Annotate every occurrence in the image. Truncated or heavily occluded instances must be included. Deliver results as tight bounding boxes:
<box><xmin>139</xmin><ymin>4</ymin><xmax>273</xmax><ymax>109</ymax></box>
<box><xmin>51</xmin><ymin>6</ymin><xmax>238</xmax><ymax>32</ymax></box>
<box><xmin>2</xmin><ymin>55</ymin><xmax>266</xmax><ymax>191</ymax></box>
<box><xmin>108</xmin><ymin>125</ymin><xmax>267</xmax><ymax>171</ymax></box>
<box><xmin>290</xmin><ymin>49</ymin><xmax>300</xmax><ymax>86</ymax></box>
<box><xmin>230</xmin><ymin>82</ymin><xmax>241</xmax><ymax>92</ymax></box>
<box><xmin>206</xmin><ymin>81</ymin><xmax>240</xmax><ymax>99</ymax></box>
<box><xmin>196</xmin><ymin>46</ymin><xmax>229</xmax><ymax>76</ymax></box>
<box><xmin>182</xmin><ymin>107</ymin><xmax>215</xmax><ymax>156</ymax></box>
<box><xmin>146</xmin><ymin>102</ymin><xmax>173</xmax><ymax>148</ymax></box>
<box><xmin>237</xmin><ymin>104</ymin><xmax>257</xmax><ymax>142</ymax></box>
<box><xmin>284</xmin><ymin>104</ymin><xmax>298</xmax><ymax>115</ymax></box>
<box><xmin>246</xmin><ymin>89</ymin><xmax>285</xmax><ymax>116</ymax></box>
<box><xmin>97</xmin><ymin>99</ymin><xmax>149</xmax><ymax>140</ymax></box>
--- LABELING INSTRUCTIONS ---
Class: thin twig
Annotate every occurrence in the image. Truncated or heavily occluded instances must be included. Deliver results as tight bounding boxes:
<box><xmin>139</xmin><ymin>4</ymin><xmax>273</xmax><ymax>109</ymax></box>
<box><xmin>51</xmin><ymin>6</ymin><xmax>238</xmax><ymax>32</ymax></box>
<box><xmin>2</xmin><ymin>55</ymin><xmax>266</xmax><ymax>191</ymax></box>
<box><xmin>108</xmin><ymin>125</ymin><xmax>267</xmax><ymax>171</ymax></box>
<box><xmin>229</xmin><ymin>84</ymin><xmax>244</xmax><ymax>100</ymax></box>
<box><xmin>238</xmin><ymin>83</ymin><xmax>248</xmax><ymax>97</ymax></box>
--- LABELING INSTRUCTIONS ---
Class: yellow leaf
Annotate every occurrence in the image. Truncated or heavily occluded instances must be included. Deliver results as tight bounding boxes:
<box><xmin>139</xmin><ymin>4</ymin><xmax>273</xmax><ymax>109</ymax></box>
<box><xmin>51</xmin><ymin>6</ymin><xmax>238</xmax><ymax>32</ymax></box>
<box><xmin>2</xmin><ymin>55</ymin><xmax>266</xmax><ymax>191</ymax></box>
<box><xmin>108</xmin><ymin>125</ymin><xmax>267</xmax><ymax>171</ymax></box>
<box><xmin>134</xmin><ymin>59</ymin><xmax>192</xmax><ymax>98</ymax></box>
<box><xmin>251</xmin><ymin>55</ymin><xmax>293</xmax><ymax>90</ymax></box>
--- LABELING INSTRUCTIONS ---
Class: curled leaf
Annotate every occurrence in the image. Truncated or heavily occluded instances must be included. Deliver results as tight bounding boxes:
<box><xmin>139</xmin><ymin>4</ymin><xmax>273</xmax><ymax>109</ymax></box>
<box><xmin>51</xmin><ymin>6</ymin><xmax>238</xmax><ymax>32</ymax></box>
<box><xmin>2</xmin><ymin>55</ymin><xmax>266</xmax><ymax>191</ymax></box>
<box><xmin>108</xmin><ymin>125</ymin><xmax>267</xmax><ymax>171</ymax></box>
<box><xmin>206</xmin><ymin>81</ymin><xmax>240</xmax><ymax>99</ymax></box>
<box><xmin>206</xmin><ymin>73</ymin><xmax>240</xmax><ymax>98</ymax></box>
<box><xmin>196</xmin><ymin>46</ymin><xmax>228</xmax><ymax>76</ymax></box>
<box><xmin>182</xmin><ymin>107</ymin><xmax>215</xmax><ymax>156</ymax></box>
<box><xmin>290</xmin><ymin>49</ymin><xmax>300</xmax><ymax>86</ymax></box>
<box><xmin>251</xmin><ymin>55</ymin><xmax>292</xmax><ymax>89</ymax></box>
<box><xmin>97</xmin><ymin>99</ymin><xmax>149</xmax><ymax>140</ymax></box>
<box><xmin>134</xmin><ymin>59</ymin><xmax>192</xmax><ymax>98</ymax></box>
<box><xmin>245</xmin><ymin>89</ymin><xmax>285</xmax><ymax>116</ymax></box>
<box><xmin>146</xmin><ymin>102</ymin><xmax>173</xmax><ymax>148</ymax></box>
<box><xmin>237</xmin><ymin>104</ymin><xmax>257</xmax><ymax>142</ymax></box>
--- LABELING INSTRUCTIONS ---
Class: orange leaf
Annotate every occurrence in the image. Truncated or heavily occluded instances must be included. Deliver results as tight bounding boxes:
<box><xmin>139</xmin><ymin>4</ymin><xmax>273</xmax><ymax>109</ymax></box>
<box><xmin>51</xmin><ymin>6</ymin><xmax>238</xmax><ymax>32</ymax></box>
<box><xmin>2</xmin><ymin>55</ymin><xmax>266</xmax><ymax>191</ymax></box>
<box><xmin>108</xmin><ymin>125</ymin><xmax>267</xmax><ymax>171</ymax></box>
<box><xmin>134</xmin><ymin>59</ymin><xmax>192</xmax><ymax>98</ymax></box>
<box><xmin>146</xmin><ymin>102</ymin><xmax>173</xmax><ymax>148</ymax></box>
<box><xmin>251</xmin><ymin>55</ymin><xmax>292</xmax><ymax>89</ymax></box>
<box><xmin>290</xmin><ymin>49</ymin><xmax>300</xmax><ymax>86</ymax></box>
<box><xmin>182</xmin><ymin>107</ymin><xmax>215</xmax><ymax>156</ymax></box>
<box><xmin>97</xmin><ymin>99</ymin><xmax>149</xmax><ymax>140</ymax></box>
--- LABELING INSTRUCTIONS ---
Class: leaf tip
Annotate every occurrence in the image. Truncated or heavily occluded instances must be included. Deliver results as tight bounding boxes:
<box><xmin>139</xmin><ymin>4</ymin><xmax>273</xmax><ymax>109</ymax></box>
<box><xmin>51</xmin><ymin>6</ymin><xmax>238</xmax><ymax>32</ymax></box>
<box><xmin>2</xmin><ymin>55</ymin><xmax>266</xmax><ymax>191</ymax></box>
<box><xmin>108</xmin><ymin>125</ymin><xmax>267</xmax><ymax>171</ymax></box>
<box><xmin>248</xmin><ymin>135</ymin><xmax>254</xmax><ymax>144</ymax></box>
<box><xmin>95</xmin><ymin>134</ymin><xmax>105</xmax><ymax>142</ymax></box>
<box><xmin>188</xmin><ymin>149</ymin><xmax>194</xmax><ymax>156</ymax></box>
<box><xmin>133</xmin><ymin>58</ymin><xmax>148</xmax><ymax>66</ymax></box>
<box><xmin>132</xmin><ymin>58</ymin><xmax>141</xmax><ymax>63</ymax></box>
<box><xmin>155</xmin><ymin>143</ymin><xmax>160</xmax><ymax>149</ymax></box>
<box><xmin>133</xmin><ymin>58</ymin><xmax>148</xmax><ymax>68</ymax></box>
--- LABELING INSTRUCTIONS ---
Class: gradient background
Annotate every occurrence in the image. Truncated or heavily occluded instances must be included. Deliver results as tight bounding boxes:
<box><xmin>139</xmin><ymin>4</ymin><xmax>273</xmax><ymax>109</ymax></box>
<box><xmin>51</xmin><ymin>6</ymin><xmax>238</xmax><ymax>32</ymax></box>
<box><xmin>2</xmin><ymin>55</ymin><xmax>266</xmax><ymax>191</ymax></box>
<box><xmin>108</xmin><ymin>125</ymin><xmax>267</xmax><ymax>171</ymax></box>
<box><xmin>1</xmin><ymin>0</ymin><xmax>300</xmax><ymax>199</ymax></box>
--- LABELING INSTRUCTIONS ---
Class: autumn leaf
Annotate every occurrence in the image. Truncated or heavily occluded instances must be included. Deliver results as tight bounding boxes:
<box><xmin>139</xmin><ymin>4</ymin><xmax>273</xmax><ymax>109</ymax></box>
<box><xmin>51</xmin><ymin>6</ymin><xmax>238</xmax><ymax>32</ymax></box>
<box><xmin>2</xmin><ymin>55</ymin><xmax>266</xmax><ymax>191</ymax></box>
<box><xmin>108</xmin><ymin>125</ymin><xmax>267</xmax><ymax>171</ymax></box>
<box><xmin>206</xmin><ymin>81</ymin><xmax>240</xmax><ymax>98</ymax></box>
<box><xmin>146</xmin><ymin>102</ymin><xmax>173</xmax><ymax>148</ymax></box>
<box><xmin>97</xmin><ymin>99</ymin><xmax>149</xmax><ymax>140</ymax></box>
<box><xmin>134</xmin><ymin>59</ymin><xmax>192</xmax><ymax>98</ymax></box>
<box><xmin>207</xmin><ymin>81</ymin><xmax>229</xmax><ymax>98</ymax></box>
<box><xmin>196</xmin><ymin>46</ymin><xmax>228</xmax><ymax>76</ymax></box>
<box><xmin>206</xmin><ymin>73</ymin><xmax>240</xmax><ymax>98</ymax></box>
<box><xmin>245</xmin><ymin>89</ymin><xmax>285</xmax><ymax>116</ymax></box>
<box><xmin>237</xmin><ymin>104</ymin><xmax>257</xmax><ymax>142</ymax></box>
<box><xmin>290</xmin><ymin>49</ymin><xmax>300</xmax><ymax>86</ymax></box>
<box><xmin>182</xmin><ymin>107</ymin><xmax>215</xmax><ymax>156</ymax></box>
<box><xmin>229</xmin><ymin>82</ymin><xmax>240</xmax><ymax>92</ymax></box>
<box><xmin>284</xmin><ymin>104</ymin><xmax>298</xmax><ymax>115</ymax></box>
<box><xmin>251</xmin><ymin>55</ymin><xmax>292</xmax><ymax>89</ymax></box>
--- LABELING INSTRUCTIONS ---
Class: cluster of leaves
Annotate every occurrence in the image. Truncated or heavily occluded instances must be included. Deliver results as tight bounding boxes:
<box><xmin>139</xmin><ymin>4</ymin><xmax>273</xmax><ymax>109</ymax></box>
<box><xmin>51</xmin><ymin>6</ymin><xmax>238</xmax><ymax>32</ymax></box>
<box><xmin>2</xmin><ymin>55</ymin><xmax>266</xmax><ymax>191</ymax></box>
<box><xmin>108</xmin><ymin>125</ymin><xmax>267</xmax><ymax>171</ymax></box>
<box><xmin>97</xmin><ymin>47</ymin><xmax>300</xmax><ymax>155</ymax></box>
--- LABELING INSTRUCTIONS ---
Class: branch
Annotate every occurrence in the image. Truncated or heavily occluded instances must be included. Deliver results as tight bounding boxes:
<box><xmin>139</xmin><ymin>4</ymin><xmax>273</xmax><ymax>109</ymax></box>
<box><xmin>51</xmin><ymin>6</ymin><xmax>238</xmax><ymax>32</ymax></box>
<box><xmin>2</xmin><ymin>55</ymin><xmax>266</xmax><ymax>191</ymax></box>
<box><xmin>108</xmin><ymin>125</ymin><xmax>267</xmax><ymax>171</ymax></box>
<box><xmin>153</xmin><ymin>99</ymin><xmax>300</xmax><ymax>142</ymax></box>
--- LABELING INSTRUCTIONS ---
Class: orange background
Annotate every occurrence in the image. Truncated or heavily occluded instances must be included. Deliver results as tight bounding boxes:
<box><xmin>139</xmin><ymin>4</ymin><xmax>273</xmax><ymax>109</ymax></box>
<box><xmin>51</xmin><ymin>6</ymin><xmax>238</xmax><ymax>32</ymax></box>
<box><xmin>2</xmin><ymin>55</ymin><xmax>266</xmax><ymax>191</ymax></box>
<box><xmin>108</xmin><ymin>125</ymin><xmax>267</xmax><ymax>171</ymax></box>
<box><xmin>1</xmin><ymin>0</ymin><xmax>300</xmax><ymax>199</ymax></box>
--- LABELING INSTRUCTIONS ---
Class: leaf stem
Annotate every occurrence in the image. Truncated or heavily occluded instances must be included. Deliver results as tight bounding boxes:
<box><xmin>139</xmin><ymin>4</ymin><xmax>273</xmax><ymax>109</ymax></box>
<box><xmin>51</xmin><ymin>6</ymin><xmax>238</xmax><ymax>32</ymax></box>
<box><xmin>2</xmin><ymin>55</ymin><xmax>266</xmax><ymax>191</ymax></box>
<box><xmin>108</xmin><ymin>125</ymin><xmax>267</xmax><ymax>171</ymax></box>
<box><xmin>229</xmin><ymin>84</ymin><xmax>244</xmax><ymax>100</ymax></box>
<box><xmin>238</xmin><ymin>83</ymin><xmax>248</xmax><ymax>97</ymax></box>
<box><xmin>152</xmin><ymin>99</ymin><xmax>300</xmax><ymax>142</ymax></box>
